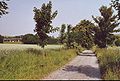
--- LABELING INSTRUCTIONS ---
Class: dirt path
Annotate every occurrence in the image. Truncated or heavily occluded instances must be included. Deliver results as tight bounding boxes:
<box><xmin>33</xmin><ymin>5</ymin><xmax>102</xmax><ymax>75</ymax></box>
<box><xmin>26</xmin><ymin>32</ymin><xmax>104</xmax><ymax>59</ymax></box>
<box><xmin>42</xmin><ymin>50</ymin><xmax>101</xmax><ymax>80</ymax></box>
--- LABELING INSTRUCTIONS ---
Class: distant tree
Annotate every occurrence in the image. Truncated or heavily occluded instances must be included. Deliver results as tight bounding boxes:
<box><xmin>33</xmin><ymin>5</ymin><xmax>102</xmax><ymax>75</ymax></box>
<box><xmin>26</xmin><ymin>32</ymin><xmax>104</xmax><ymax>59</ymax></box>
<box><xmin>72</xmin><ymin>20</ymin><xmax>95</xmax><ymax>49</ymax></box>
<box><xmin>0</xmin><ymin>34</ymin><xmax>4</xmax><ymax>43</ymax></box>
<box><xmin>33</xmin><ymin>1</ymin><xmax>58</xmax><ymax>48</ymax></box>
<box><xmin>59</xmin><ymin>24</ymin><xmax>66</xmax><ymax>44</ymax></box>
<box><xmin>65</xmin><ymin>24</ymin><xmax>74</xmax><ymax>48</ymax></box>
<box><xmin>92</xmin><ymin>6</ymin><xmax>120</xmax><ymax>48</ymax></box>
<box><xmin>22</xmin><ymin>34</ymin><xmax>39</xmax><ymax>44</ymax></box>
<box><xmin>47</xmin><ymin>36</ymin><xmax>58</xmax><ymax>44</ymax></box>
<box><xmin>0</xmin><ymin>0</ymin><xmax>9</xmax><ymax>18</ymax></box>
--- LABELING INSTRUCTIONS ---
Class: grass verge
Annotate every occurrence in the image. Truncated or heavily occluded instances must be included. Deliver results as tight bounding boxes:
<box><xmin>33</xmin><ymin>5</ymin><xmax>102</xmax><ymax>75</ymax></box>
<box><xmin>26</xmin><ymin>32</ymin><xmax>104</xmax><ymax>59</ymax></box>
<box><xmin>95</xmin><ymin>47</ymin><xmax>120</xmax><ymax>80</ymax></box>
<box><xmin>0</xmin><ymin>48</ymin><xmax>76</xmax><ymax>80</ymax></box>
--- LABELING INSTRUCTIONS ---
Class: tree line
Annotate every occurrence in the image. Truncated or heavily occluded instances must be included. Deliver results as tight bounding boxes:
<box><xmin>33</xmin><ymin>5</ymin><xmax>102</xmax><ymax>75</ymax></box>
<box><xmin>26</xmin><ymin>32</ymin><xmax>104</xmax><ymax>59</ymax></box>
<box><xmin>33</xmin><ymin>0</ymin><xmax>120</xmax><ymax>49</ymax></box>
<box><xmin>0</xmin><ymin>34</ymin><xmax>59</xmax><ymax>44</ymax></box>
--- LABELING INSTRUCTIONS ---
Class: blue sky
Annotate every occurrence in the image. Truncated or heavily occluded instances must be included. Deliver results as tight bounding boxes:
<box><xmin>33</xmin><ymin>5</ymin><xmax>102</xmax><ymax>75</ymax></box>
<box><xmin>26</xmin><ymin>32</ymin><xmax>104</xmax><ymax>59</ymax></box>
<box><xmin>0</xmin><ymin>0</ymin><xmax>110</xmax><ymax>37</ymax></box>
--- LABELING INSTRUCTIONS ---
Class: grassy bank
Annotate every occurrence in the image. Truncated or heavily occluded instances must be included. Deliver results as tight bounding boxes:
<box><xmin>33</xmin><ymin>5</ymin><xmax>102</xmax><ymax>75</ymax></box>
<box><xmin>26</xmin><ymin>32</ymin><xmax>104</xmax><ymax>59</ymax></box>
<box><xmin>0</xmin><ymin>48</ymin><xmax>76</xmax><ymax>80</ymax></box>
<box><xmin>95</xmin><ymin>47</ymin><xmax>120</xmax><ymax>80</ymax></box>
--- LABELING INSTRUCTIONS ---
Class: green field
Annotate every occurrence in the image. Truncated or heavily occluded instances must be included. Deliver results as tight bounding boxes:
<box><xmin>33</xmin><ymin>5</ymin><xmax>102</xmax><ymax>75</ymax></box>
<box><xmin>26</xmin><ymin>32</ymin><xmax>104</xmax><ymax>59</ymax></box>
<box><xmin>0</xmin><ymin>44</ymin><xmax>76</xmax><ymax>80</ymax></box>
<box><xmin>0</xmin><ymin>44</ymin><xmax>63</xmax><ymax>50</ymax></box>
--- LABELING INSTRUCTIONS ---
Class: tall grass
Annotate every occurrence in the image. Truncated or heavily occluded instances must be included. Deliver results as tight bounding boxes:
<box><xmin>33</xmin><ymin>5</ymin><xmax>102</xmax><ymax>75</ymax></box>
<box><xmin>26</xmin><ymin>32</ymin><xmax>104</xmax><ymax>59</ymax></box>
<box><xmin>0</xmin><ymin>48</ymin><xmax>76</xmax><ymax>80</ymax></box>
<box><xmin>95</xmin><ymin>47</ymin><xmax>120</xmax><ymax>80</ymax></box>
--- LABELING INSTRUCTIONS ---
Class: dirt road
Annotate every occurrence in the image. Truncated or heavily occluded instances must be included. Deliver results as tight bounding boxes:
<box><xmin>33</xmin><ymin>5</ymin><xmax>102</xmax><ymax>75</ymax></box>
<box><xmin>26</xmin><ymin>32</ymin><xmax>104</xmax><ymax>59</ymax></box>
<box><xmin>43</xmin><ymin>50</ymin><xmax>101</xmax><ymax>80</ymax></box>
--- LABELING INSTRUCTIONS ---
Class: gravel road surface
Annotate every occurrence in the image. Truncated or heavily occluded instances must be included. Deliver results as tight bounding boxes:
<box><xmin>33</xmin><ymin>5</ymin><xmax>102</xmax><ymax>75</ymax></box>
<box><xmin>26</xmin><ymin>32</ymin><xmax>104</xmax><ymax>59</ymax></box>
<box><xmin>43</xmin><ymin>50</ymin><xmax>101</xmax><ymax>80</ymax></box>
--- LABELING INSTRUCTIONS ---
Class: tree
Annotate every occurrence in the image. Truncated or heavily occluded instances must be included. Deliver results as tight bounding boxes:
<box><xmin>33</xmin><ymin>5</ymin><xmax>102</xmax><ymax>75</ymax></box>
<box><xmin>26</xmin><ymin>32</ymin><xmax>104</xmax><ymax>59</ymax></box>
<box><xmin>22</xmin><ymin>34</ymin><xmax>39</xmax><ymax>44</ymax></box>
<box><xmin>0</xmin><ymin>34</ymin><xmax>4</xmax><ymax>43</ymax></box>
<box><xmin>65</xmin><ymin>24</ymin><xmax>73</xmax><ymax>48</ymax></box>
<box><xmin>33</xmin><ymin>1</ymin><xmax>58</xmax><ymax>48</ymax></box>
<box><xmin>0</xmin><ymin>0</ymin><xmax>9</xmax><ymax>18</ymax></box>
<box><xmin>59</xmin><ymin>24</ymin><xmax>66</xmax><ymax>44</ymax></box>
<box><xmin>47</xmin><ymin>36</ymin><xmax>58</xmax><ymax>44</ymax></box>
<box><xmin>92</xmin><ymin>6</ymin><xmax>120</xmax><ymax>48</ymax></box>
<box><xmin>72</xmin><ymin>20</ymin><xmax>95</xmax><ymax>49</ymax></box>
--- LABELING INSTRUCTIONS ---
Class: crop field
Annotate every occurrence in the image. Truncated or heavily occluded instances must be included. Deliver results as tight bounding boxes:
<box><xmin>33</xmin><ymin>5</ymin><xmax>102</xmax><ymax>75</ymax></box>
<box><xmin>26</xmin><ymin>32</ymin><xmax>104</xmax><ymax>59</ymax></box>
<box><xmin>0</xmin><ymin>44</ymin><xmax>63</xmax><ymax>50</ymax></box>
<box><xmin>0</xmin><ymin>44</ymin><xmax>76</xmax><ymax>80</ymax></box>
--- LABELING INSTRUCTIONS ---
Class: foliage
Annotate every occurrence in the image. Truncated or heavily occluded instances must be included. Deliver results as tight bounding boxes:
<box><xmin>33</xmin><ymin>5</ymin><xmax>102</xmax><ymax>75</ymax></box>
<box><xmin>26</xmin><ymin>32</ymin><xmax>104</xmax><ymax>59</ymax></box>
<box><xmin>111</xmin><ymin>0</ymin><xmax>120</xmax><ymax>19</ymax></box>
<box><xmin>0</xmin><ymin>0</ymin><xmax>9</xmax><ymax>18</ymax></box>
<box><xmin>21</xmin><ymin>34</ymin><xmax>39</xmax><ymax>44</ymax></box>
<box><xmin>92</xmin><ymin>6</ymin><xmax>120</xmax><ymax>48</ymax></box>
<box><xmin>33</xmin><ymin>1</ymin><xmax>58</xmax><ymax>48</ymax></box>
<box><xmin>72</xmin><ymin>20</ymin><xmax>95</xmax><ymax>49</ymax></box>
<box><xmin>59</xmin><ymin>24</ymin><xmax>66</xmax><ymax>44</ymax></box>
<box><xmin>47</xmin><ymin>36</ymin><xmax>58</xmax><ymax>44</ymax></box>
<box><xmin>65</xmin><ymin>24</ymin><xmax>74</xmax><ymax>48</ymax></box>
<box><xmin>0</xmin><ymin>34</ymin><xmax>4</xmax><ymax>43</ymax></box>
<box><xmin>115</xmin><ymin>38</ymin><xmax>120</xmax><ymax>46</ymax></box>
<box><xmin>0</xmin><ymin>47</ymin><xmax>76</xmax><ymax>79</ymax></box>
<box><xmin>96</xmin><ymin>47</ymin><xmax>120</xmax><ymax>80</ymax></box>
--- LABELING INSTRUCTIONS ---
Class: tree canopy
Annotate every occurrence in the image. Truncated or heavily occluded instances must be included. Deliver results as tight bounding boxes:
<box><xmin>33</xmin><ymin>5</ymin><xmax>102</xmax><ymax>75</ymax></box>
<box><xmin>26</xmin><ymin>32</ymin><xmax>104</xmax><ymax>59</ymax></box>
<box><xmin>0</xmin><ymin>0</ymin><xmax>9</xmax><ymax>18</ymax></box>
<box><xmin>111</xmin><ymin>0</ymin><xmax>120</xmax><ymax>19</ymax></box>
<box><xmin>72</xmin><ymin>20</ymin><xmax>95</xmax><ymax>49</ymax></box>
<box><xmin>22</xmin><ymin>34</ymin><xmax>39</xmax><ymax>44</ymax></box>
<box><xmin>33</xmin><ymin>1</ymin><xmax>58</xmax><ymax>48</ymax></box>
<box><xmin>92</xmin><ymin>6</ymin><xmax>120</xmax><ymax>48</ymax></box>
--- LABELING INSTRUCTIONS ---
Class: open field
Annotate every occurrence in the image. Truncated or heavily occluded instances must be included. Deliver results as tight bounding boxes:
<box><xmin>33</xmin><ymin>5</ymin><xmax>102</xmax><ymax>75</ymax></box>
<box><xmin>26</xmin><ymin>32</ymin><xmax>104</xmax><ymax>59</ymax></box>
<box><xmin>96</xmin><ymin>47</ymin><xmax>120</xmax><ymax>80</ymax></box>
<box><xmin>0</xmin><ymin>44</ymin><xmax>76</xmax><ymax>80</ymax></box>
<box><xmin>0</xmin><ymin>44</ymin><xmax>63</xmax><ymax>50</ymax></box>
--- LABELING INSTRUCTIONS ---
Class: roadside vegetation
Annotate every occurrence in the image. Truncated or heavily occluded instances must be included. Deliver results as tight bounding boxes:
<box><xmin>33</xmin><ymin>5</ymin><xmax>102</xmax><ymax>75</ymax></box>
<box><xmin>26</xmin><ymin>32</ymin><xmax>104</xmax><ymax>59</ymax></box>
<box><xmin>95</xmin><ymin>47</ymin><xmax>120</xmax><ymax>80</ymax></box>
<box><xmin>0</xmin><ymin>47</ymin><xmax>76</xmax><ymax>79</ymax></box>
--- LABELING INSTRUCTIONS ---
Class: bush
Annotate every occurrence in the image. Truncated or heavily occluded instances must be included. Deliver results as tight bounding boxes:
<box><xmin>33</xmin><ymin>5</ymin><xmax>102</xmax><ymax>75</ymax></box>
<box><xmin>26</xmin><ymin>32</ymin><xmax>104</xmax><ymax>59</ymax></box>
<box><xmin>21</xmin><ymin>34</ymin><xmax>39</xmax><ymax>44</ymax></box>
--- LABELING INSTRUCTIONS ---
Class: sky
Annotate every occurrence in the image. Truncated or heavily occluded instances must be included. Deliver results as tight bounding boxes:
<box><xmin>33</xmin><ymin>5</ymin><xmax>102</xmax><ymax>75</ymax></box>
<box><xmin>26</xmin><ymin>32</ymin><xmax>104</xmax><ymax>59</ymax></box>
<box><xmin>0</xmin><ymin>0</ymin><xmax>110</xmax><ymax>37</ymax></box>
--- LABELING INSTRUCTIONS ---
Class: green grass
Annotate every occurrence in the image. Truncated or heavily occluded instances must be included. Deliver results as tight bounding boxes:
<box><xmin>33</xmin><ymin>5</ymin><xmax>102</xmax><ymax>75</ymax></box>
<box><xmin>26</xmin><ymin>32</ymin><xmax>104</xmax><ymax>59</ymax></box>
<box><xmin>0</xmin><ymin>44</ymin><xmax>76</xmax><ymax>80</ymax></box>
<box><xmin>95</xmin><ymin>47</ymin><xmax>120</xmax><ymax>80</ymax></box>
<box><xmin>0</xmin><ymin>44</ymin><xmax>63</xmax><ymax>51</ymax></box>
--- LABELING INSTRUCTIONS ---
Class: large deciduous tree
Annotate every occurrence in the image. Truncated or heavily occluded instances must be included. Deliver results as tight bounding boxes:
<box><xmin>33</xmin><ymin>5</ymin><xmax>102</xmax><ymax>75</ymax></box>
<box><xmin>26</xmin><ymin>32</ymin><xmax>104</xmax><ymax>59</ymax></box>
<box><xmin>0</xmin><ymin>0</ymin><xmax>9</xmax><ymax>18</ymax></box>
<box><xmin>72</xmin><ymin>20</ymin><xmax>95</xmax><ymax>49</ymax></box>
<box><xmin>92</xmin><ymin>6</ymin><xmax>120</xmax><ymax>48</ymax></box>
<box><xmin>33</xmin><ymin>1</ymin><xmax>58</xmax><ymax>48</ymax></box>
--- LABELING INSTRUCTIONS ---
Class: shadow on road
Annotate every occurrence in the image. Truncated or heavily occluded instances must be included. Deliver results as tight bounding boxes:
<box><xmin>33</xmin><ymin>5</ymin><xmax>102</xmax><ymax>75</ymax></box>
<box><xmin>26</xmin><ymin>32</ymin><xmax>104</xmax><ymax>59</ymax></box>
<box><xmin>63</xmin><ymin>65</ymin><xmax>101</xmax><ymax>79</ymax></box>
<box><xmin>79</xmin><ymin>54</ymin><xmax>96</xmax><ymax>56</ymax></box>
